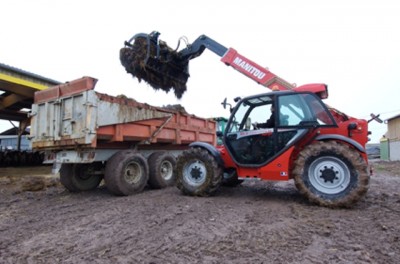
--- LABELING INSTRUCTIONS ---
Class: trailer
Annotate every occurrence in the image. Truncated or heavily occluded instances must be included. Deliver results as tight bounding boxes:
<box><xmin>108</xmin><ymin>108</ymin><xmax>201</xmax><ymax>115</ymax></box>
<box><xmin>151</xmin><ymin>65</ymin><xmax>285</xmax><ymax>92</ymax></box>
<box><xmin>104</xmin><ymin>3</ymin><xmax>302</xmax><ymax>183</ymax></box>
<box><xmin>29</xmin><ymin>77</ymin><xmax>217</xmax><ymax>195</ymax></box>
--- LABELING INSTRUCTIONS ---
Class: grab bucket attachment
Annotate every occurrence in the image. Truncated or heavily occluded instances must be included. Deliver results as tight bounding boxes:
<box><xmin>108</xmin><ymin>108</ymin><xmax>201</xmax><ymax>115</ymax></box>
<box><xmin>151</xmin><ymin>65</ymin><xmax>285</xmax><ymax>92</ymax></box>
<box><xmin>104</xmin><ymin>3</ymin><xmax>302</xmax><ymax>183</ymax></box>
<box><xmin>120</xmin><ymin>31</ymin><xmax>190</xmax><ymax>99</ymax></box>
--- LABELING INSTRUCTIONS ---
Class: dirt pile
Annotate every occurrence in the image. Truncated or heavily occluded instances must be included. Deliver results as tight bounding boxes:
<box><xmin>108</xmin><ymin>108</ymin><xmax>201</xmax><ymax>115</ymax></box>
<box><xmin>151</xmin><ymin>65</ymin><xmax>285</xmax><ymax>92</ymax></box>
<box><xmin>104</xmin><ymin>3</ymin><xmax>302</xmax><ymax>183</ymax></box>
<box><xmin>120</xmin><ymin>34</ymin><xmax>189</xmax><ymax>99</ymax></box>
<box><xmin>0</xmin><ymin>166</ymin><xmax>59</xmax><ymax>194</ymax></box>
<box><xmin>162</xmin><ymin>104</ymin><xmax>188</xmax><ymax>114</ymax></box>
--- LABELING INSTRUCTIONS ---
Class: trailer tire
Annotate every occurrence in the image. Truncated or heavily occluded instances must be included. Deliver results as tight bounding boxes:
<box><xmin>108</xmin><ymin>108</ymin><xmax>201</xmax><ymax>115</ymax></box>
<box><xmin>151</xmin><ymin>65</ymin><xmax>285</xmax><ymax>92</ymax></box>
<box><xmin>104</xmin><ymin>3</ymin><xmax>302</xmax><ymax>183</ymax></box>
<box><xmin>60</xmin><ymin>163</ymin><xmax>103</xmax><ymax>192</ymax></box>
<box><xmin>292</xmin><ymin>141</ymin><xmax>369</xmax><ymax>208</ymax></box>
<box><xmin>148</xmin><ymin>151</ymin><xmax>176</xmax><ymax>189</ymax></box>
<box><xmin>104</xmin><ymin>151</ymin><xmax>149</xmax><ymax>196</ymax></box>
<box><xmin>176</xmin><ymin>147</ymin><xmax>222</xmax><ymax>196</ymax></box>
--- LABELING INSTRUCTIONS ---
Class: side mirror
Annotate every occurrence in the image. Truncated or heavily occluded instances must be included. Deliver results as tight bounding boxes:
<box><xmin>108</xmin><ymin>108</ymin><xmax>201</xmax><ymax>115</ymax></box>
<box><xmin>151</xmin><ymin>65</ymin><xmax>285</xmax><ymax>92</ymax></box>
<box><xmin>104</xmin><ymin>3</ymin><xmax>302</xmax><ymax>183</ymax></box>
<box><xmin>221</xmin><ymin>98</ymin><xmax>228</xmax><ymax>109</ymax></box>
<box><xmin>221</xmin><ymin>98</ymin><xmax>233</xmax><ymax>112</ymax></box>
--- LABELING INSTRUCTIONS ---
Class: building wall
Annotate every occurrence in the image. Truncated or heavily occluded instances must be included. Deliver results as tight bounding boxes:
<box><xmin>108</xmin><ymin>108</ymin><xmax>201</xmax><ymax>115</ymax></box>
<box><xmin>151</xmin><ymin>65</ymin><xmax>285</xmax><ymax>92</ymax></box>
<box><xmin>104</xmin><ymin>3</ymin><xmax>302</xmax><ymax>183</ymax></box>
<box><xmin>387</xmin><ymin>116</ymin><xmax>400</xmax><ymax>161</ymax></box>
<box><xmin>389</xmin><ymin>139</ymin><xmax>400</xmax><ymax>161</ymax></box>
<box><xmin>380</xmin><ymin>139</ymin><xmax>389</xmax><ymax>161</ymax></box>
<box><xmin>0</xmin><ymin>135</ymin><xmax>31</xmax><ymax>151</ymax></box>
<box><xmin>387</xmin><ymin>118</ymin><xmax>400</xmax><ymax>140</ymax></box>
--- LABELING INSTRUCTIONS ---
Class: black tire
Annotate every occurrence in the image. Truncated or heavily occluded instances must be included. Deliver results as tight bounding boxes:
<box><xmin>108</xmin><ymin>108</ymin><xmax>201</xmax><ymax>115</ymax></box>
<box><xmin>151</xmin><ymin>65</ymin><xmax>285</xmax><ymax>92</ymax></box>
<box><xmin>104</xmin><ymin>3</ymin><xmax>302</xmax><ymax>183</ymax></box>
<box><xmin>176</xmin><ymin>147</ymin><xmax>222</xmax><ymax>196</ymax></box>
<box><xmin>104</xmin><ymin>150</ymin><xmax>149</xmax><ymax>196</ymax></box>
<box><xmin>60</xmin><ymin>163</ymin><xmax>103</xmax><ymax>192</ymax></box>
<box><xmin>292</xmin><ymin>141</ymin><xmax>369</xmax><ymax>208</ymax></box>
<box><xmin>222</xmin><ymin>169</ymin><xmax>243</xmax><ymax>187</ymax></box>
<box><xmin>148</xmin><ymin>151</ymin><xmax>176</xmax><ymax>189</ymax></box>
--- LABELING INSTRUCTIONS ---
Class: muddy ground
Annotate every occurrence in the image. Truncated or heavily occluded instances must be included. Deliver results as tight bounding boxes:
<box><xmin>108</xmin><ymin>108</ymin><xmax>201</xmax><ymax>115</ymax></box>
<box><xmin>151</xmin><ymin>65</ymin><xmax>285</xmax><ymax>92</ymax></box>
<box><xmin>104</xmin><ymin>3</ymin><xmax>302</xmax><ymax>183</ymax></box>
<box><xmin>0</xmin><ymin>160</ymin><xmax>399</xmax><ymax>264</ymax></box>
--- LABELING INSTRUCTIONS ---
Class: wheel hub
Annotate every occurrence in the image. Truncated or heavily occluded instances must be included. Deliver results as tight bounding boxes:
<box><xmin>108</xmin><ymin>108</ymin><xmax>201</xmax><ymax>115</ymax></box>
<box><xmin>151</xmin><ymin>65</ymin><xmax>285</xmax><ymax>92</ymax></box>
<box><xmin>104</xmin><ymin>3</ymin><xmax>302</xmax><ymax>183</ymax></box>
<box><xmin>124</xmin><ymin>163</ymin><xmax>141</xmax><ymax>184</ymax></box>
<box><xmin>183</xmin><ymin>160</ymin><xmax>207</xmax><ymax>186</ymax></box>
<box><xmin>160</xmin><ymin>161</ymin><xmax>173</xmax><ymax>180</ymax></box>
<box><xmin>191</xmin><ymin>166</ymin><xmax>203</xmax><ymax>180</ymax></box>
<box><xmin>308</xmin><ymin>156</ymin><xmax>351</xmax><ymax>195</ymax></box>
<box><xmin>320</xmin><ymin>166</ymin><xmax>339</xmax><ymax>183</ymax></box>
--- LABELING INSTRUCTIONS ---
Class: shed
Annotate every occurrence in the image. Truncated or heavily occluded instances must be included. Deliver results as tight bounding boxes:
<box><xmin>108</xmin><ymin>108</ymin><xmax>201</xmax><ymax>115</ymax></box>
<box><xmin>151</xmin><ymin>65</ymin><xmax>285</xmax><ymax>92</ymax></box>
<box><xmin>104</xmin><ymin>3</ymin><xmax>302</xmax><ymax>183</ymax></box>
<box><xmin>0</xmin><ymin>62</ymin><xmax>60</xmax><ymax>150</ymax></box>
<box><xmin>381</xmin><ymin>113</ymin><xmax>400</xmax><ymax>161</ymax></box>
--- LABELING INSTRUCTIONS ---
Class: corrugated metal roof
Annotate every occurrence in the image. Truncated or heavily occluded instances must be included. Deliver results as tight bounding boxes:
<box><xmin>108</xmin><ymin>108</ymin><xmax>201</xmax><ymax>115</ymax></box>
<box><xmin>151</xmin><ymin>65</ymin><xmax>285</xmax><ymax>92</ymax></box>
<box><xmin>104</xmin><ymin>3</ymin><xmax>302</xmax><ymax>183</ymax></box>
<box><xmin>0</xmin><ymin>62</ymin><xmax>62</xmax><ymax>123</ymax></box>
<box><xmin>386</xmin><ymin>113</ymin><xmax>400</xmax><ymax>122</ymax></box>
<box><xmin>0</xmin><ymin>62</ymin><xmax>61</xmax><ymax>86</ymax></box>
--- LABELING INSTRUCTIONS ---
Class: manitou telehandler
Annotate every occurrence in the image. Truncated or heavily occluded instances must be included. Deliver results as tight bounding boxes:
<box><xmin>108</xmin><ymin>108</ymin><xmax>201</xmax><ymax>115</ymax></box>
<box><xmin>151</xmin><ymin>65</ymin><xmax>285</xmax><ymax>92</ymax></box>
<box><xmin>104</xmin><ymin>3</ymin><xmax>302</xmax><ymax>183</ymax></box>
<box><xmin>120</xmin><ymin>31</ymin><xmax>373</xmax><ymax>207</ymax></box>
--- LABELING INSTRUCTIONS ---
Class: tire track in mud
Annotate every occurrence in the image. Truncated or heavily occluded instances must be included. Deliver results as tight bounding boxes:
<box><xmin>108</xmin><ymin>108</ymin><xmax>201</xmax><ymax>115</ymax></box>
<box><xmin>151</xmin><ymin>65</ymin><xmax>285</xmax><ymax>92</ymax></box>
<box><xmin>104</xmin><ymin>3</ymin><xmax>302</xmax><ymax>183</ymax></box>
<box><xmin>0</xmin><ymin>167</ymin><xmax>400</xmax><ymax>263</ymax></box>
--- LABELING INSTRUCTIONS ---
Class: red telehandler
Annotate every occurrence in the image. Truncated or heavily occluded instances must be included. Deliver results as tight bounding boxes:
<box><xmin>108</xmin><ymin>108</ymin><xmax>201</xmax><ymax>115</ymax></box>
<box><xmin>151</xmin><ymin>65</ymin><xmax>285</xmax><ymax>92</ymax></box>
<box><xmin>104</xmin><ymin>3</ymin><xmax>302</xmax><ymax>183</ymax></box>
<box><xmin>120</xmin><ymin>31</ymin><xmax>372</xmax><ymax>207</ymax></box>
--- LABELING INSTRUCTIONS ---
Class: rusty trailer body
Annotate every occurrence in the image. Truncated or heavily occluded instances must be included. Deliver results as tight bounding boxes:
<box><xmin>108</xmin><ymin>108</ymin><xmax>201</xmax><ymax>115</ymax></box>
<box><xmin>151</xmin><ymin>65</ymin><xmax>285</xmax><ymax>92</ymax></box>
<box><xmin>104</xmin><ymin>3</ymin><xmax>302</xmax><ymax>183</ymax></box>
<box><xmin>30</xmin><ymin>77</ymin><xmax>217</xmax><ymax>195</ymax></box>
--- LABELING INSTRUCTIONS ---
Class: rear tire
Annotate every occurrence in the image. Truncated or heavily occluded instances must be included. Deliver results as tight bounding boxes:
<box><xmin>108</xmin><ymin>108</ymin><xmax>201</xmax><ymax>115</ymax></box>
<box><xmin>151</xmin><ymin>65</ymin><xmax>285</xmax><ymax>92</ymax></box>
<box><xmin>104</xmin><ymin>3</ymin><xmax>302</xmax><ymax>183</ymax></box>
<box><xmin>176</xmin><ymin>147</ymin><xmax>222</xmax><ymax>196</ymax></box>
<box><xmin>292</xmin><ymin>141</ymin><xmax>369</xmax><ymax>208</ymax></box>
<box><xmin>148</xmin><ymin>151</ymin><xmax>176</xmax><ymax>189</ymax></box>
<box><xmin>104</xmin><ymin>150</ymin><xmax>149</xmax><ymax>196</ymax></box>
<box><xmin>60</xmin><ymin>163</ymin><xmax>103</xmax><ymax>192</ymax></box>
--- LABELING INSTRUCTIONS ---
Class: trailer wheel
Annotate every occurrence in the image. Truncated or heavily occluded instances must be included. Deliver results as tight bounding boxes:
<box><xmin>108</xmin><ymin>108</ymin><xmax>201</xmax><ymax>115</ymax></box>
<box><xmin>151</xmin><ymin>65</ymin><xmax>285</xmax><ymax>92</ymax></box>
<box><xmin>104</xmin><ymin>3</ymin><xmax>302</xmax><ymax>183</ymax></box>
<box><xmin>104</xmin><ymin>151</ymin><xmax>149</xmax><ymax>196</ymax></box>
<box><xmin>60</xmin><ymin>163</ymin><xmax>103</xmax><ymax>192</ymax></box>
<box><xmin>148</xmin><ymin>151</ymin><xmax>176</xmax><ymax>189</ymax></box>
<box><xmin>292</xmin><ymin>141</ymin><xmax>369</xmax><ymax>208</ymax></box>
<box><xmin>176</xmin><ymin>147</ymin><xmax>222</xmax><ymax>196</ymax></box>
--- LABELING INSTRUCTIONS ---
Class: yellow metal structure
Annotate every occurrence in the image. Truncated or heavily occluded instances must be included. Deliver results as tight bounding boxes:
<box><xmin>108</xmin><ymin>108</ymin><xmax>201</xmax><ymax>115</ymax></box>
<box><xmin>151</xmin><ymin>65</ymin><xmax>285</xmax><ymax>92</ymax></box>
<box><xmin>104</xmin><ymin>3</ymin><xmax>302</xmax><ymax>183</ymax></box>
<box><xmin>0</xmin><ymin>63</ymin><xmax>60</xmax><ymax>122</ymax></box>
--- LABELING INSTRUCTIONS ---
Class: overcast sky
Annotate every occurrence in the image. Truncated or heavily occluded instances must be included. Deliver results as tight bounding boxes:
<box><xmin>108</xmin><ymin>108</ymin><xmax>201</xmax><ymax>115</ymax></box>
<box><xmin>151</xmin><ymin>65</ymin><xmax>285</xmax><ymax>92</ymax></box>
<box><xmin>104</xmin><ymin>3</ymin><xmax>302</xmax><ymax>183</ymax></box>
<box><xmin>1</xmin><ymin>0</ymin><xmax>399</xmax><ymax>143</ymax></box>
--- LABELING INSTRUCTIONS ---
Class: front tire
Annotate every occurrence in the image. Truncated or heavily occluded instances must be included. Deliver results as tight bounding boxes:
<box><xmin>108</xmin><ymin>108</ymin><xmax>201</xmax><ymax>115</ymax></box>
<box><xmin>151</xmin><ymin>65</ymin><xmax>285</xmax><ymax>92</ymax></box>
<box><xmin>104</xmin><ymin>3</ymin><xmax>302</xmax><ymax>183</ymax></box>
<box><xmin>292</xmin><ymin>141</ymin><xmax>369</xmax><ymax>208</ymax></box>
<box><xmin>176</xmin><ymin>148</ymin><xmax>222</xmax><ymax>196</ymax></box>
<box><xmin>104</xmin><ymin>151</ymin><xmax>149</xmax><ymax>196</ymax></box>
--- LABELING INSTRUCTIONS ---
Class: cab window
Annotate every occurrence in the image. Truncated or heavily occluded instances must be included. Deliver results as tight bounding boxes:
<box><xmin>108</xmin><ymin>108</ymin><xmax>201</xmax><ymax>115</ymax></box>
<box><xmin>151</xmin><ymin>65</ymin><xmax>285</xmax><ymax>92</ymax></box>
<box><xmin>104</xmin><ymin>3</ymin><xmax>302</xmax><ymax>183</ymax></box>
<box><xmin>278</xmin><ymin>93</ymin><xmax>335</xmax><ymax>126</ymax></box>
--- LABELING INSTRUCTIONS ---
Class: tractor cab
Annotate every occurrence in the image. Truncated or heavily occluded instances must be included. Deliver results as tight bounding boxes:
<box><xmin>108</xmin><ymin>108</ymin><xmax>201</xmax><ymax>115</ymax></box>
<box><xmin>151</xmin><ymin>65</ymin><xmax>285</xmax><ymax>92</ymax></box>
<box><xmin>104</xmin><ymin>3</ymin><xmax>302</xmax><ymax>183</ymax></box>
<box><xmin>223</xmin><ymin>91</ymin><xmax>337</xmax><ymax>167</ymax></box>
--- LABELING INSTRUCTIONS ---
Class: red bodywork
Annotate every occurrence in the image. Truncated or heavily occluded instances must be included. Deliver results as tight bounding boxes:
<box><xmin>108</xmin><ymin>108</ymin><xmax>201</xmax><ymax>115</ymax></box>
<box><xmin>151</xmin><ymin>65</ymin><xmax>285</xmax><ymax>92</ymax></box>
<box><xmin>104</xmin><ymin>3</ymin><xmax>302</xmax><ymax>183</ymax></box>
<box><xmin>221</xmin><ymin>48</ymin><xmax>295</xmax><ymax>91</ymax></box>
<box><xmin>212</xmin><ymin>62</ymin><xmax>368</xmax><ymax>181</ymax></box>
<box><xmin>218</xmin><ymin>115</ymin><xmax>369</xmax><ymax>181</ymax></box>
<box><xmin>215</xmin><ymin>45</ymin><xmax>370</xmax><ymax>181</ymax></box>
